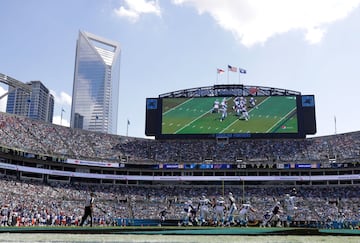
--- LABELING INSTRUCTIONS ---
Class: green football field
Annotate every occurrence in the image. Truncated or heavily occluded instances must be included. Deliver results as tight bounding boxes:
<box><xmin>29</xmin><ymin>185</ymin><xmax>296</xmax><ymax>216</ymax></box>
<box><xmin>161</xmin><ymin>96</ymin><xmax>298</xmax><ymax>135</ymax></box>
<box><xmin>1</xmin><ymin>233</ymin><xmax>359</xmax><ymax>243</ymax></box>
<box><xmin>0</xmin><ymin>226</ymin><xmax>358</xmax><ymax>243</ymax></box>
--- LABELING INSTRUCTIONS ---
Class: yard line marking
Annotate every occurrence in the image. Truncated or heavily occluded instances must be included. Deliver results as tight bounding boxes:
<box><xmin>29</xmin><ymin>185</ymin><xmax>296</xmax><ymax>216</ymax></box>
<box><xmin>163</xmin><ymin>98</ymin><xmax>194</xmax><ymax>116</ymax></box>
<box><xmin>174</xmin><ymin>98</ymin><xmax>228</xmax><ymax>134</ymax></box>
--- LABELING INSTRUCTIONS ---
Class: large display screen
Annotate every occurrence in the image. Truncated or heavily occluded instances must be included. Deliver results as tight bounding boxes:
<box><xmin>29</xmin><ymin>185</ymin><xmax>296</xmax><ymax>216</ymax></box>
<box><xmin>146</xmin><ymin>95</ymin><xmax>316</xmax><ymax>139</ymax></box>
<box><xmin>161</xmin><ymin>96</ymin><xmax>298</xmax><ymax>135</ymax></box>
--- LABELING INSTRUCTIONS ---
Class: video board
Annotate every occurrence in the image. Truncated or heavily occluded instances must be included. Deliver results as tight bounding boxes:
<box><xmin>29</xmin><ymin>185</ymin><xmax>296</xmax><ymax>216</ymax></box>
<box><xmin>146</xmin><ymin>95</ymin><xmax>316</xmax><ymax>139</ymax></box>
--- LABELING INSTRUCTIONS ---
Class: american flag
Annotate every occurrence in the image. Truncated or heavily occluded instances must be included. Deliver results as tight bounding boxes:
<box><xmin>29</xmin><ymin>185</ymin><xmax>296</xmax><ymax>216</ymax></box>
<box><xmin>228</xmin><ymin>65</ymin><xmax>237</xmax><ymax>72</ymax></box>
<box><xmin>217</xmin><ymin>68</ymin><xmax>225</xmax><ymax>74</ymax></box>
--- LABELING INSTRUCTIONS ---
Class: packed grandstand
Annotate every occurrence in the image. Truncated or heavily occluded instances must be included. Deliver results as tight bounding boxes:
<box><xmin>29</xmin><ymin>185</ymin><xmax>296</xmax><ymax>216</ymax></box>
<box><xmin>0</xmin><ymin>107</ymin><xmax>359</xmax><ymax>228</ymax></box>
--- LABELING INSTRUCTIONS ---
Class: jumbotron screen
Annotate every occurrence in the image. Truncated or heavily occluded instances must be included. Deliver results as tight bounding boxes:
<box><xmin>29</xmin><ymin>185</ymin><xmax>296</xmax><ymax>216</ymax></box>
<box><xmin>145</xmin><ymin>95</ymin><xmax>316</xmax><ymax>139</ymax></box>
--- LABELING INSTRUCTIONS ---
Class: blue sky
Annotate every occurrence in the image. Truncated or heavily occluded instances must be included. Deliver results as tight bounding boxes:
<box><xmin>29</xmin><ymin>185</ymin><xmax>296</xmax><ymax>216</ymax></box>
<box><xmin>1</xmin><ymin>0</ymin><xmax>360</xmax><ymax>138</ymax></box>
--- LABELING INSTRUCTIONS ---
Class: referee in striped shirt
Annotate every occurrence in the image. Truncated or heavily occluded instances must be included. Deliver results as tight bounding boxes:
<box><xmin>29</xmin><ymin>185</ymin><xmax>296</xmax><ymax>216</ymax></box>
<box><xmin>79</xmin><ymin>192</ymin><xmax>95</xmax><ymax>227</ymax></box>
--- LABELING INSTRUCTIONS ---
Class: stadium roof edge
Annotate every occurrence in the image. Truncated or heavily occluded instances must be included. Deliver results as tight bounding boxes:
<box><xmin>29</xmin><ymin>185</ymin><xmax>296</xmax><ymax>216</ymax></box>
<box><xmin>158</xmin><ymin>84</ymin><xmax>301</xmax><ymax>98</ymax></box>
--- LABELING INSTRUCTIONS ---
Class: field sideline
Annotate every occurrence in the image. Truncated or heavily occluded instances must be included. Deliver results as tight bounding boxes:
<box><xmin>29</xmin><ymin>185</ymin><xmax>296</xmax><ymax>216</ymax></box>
<box><xmin>0</xmin><ymin>234</ymin><xmax>359</xmax><ymax>243</ymax></box>
<box><xmin>0</xmin><ymin>226</ymin><xmax>359</xmax><ymax>243</ymax></box>
<box><xmin>0</xmin><ymin>225</ymin><xmax>359</xmax><ymax>235</ymax></box>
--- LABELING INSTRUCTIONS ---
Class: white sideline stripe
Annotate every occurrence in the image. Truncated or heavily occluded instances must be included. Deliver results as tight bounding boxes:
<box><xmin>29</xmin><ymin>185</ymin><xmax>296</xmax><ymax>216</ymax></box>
<box><xmin>266</xmin><ymin>107</ymin><xmax>296</xmax><ymax>133</ymax></box>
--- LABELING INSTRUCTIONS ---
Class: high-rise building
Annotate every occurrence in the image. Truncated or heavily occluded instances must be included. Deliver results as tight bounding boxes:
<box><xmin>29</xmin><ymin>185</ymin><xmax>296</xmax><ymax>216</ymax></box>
<box><xmin>70</xmin><ymin>31</ymin><xmax>121</xmax><ymax>134</ymax></box>
<box><xmin>6</xmin><ymin>80</ymin><xmax>54</xmax><ymax>123</ymax></box>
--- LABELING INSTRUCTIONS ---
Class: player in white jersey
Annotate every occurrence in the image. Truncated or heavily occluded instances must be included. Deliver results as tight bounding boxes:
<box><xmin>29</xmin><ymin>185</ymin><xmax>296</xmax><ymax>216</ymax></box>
<box><xmin>233</xmin><ymin>97</ymin><xmax>241</xmax><ymax>116</ymax></box>
<box><xmin>182</xmin><ymin>200</ymin><xmax>195</xmax><ymax>226</ymax></box>
<box><xmin>238</xmin><ymin>201</ymin><xmax>256</xmax><ymax>227</ymax></box>
<box><xmin>197</xmin><ymin>194</ymin><xmax>211</xmax><ymax>225</ymax></box>
<box><xmin>226</xmin><ymin>192</ymin><xmax>237</xmax><ymax>225</ymax></box>
<box><xmin>213</xmin><ymin>196</ymin><xmax>226</xmax><ymax>226</ymax></box>
<box><xmin>220</xmin><ymin>100</ymin><xmax>228</xmax><ymax>122</ymax></box>
<box><xmin>0</xmin><ymin>204</ymin><xmax>9</xmax><ymax>226</ymax></box>
<box><xmin>239</xmin><ymin>105</ymin><xmax>250</xmax><ymax>121</ymax></box>
<box><xmin>249</xmin><ymin>97</ymin><xmax>257</xmax><ymax>109</ymax></box>
<box><xmin>239</xmin><ymin>96</ymin><xmax>246</xmax><ymax>107</ymax></box>
<box><xmin>211</xmin><ymin>99</ymin><xmax>220</xmax><ymax>113</ymax></box>
<box><xmin>283</xmin><ymin>193</ymin><xmax>297</xmax><ymax>227</ymax></box>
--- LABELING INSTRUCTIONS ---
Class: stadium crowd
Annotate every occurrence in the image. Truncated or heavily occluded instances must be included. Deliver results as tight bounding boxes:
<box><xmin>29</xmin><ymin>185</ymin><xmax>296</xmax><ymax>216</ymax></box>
<box><xmin>0</xmin><ymin>112</ymin><xmax>360</xmax><ymax>164</ymax></box>
<box><xmin>0</xmin><ymin>112</ymin><xmax>359</xmax><ymax>228</ymax></box>
<box><xmin>0</xmin><ymin>176</ymin><xmax>359</xmax><ymax>228</ymax></box>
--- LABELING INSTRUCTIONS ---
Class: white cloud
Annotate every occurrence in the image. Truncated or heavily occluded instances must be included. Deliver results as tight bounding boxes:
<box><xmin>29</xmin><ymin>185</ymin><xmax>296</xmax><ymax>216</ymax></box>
<box><xmin>172</xmin><ymin>0</ymin><xmax>360</xmax><ymax>47</ymax></box>
<box><xmin>305</xmin><ymin>27</ymin><xmax>326</xmax><ymax>45</ymax></box>
<box><xmin>50</xmin><ymin>90</ymin><xmax>72</xmax><ymax>106</ymax></box>
<box><xmin>114</xmin><ymin>0</ymin><xmax>161</xmax><ymax>23</ymax></box>
<box><xmin>52</xmin><ymin>115</ymin><xmax>70</xmax><ymax>127</ymax></box>
<box><xmin>50</xmin><ymin>90</ymin><xmax>71</xmax><ymax>127</ymax></box>
<box><xmin>0</xmin><ymin>86</ymin><xmax>7</xmax><ymax>112</ymax></box>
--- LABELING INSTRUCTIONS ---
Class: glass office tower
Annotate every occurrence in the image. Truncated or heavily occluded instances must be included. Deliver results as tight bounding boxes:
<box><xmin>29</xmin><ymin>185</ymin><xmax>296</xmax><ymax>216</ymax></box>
<box><xmin>6</xmin><ymin>80</ymin><xmax>54</xmax><ymax>123</ymax></box>
<box><xmin>70</xmin><ymin>31</ymin><xmax>121</xmax><ymax>134</ymax></box>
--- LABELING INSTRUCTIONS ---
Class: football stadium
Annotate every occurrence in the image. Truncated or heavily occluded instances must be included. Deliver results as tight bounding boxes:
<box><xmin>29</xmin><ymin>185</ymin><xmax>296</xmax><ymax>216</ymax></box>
<box><xmin>0</xmin><ymin>84</ymin><xmax>359</xmax><ymax>242</ymax></box>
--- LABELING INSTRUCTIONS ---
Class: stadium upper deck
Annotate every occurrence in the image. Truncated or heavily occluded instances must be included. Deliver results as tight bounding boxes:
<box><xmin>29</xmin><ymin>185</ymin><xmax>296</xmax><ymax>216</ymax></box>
<box><xmin>0</xmin><ymin>111</ymin><xmax>358</xmax><ymax>164</ymax></box>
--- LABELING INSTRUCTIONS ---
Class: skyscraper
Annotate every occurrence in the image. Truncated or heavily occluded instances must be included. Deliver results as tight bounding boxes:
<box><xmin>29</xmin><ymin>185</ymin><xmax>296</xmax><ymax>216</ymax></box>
<box><xmin>70</xmin><ymin>31</ymin><xmax>121</xmax><ymax>134</ymax></box>
<box><xmin>6</xmin><ymin>80</ymin><xmax>54</xmax><ymax>123</ymax></box>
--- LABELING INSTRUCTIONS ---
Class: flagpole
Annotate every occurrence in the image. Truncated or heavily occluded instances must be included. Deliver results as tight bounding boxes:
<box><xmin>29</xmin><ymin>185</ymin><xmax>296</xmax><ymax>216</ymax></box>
<box><xmin>126</xmin><ymin>119</ymin><xmax>129</xmax><ymax>137</ymax></box>
<box><xmin>238</xmin><ymin>68</ymin><xmax>247</xmax><ymax>85</ymax></box>
<box><xmin>334</xmin><ymin>115</ymin><xmax>337</xmax><ymax>134</ymax></box>
<box><xmin>60</xmin><ymin>107</ymin><xmax>64</xmax><ymax>126</ymax></box>
<box><xmin>227</xmin><ymin>68</ymin><xmax>229</xmax><ymax>84</ymax></box>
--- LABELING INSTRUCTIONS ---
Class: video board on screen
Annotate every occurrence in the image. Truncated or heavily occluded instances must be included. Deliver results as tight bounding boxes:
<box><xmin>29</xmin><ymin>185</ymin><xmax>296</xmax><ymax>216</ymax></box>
<box><xmin>161</xmin><ymin>96</ymin><xmax>300</xmax><ymax>137</ymax></box>
<box><xmin>146</xmin><ymin>95</ymin><xmax>316</xmax><ymax>139</ymax></box>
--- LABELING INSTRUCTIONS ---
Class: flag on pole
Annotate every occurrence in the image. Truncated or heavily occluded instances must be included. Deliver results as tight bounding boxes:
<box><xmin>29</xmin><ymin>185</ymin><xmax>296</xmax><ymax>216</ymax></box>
<box><xmin>228</xmin><ymin>65</ymin><xmax>237</xmax><ymax>72</ymax></box>
<box><xmin>239</xmin><ymin>68</ymin><xmax>247</xmax><ymax>74</ymax></box>
<box><xmin>217</xmin><ymin>68</ymin><xmax>225</xmax><ymax>74</ymax></box>
<box><xmin>127</xmin><ymin>119</ymin><xmax>130</xmax><ymax>125</ymax></box>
